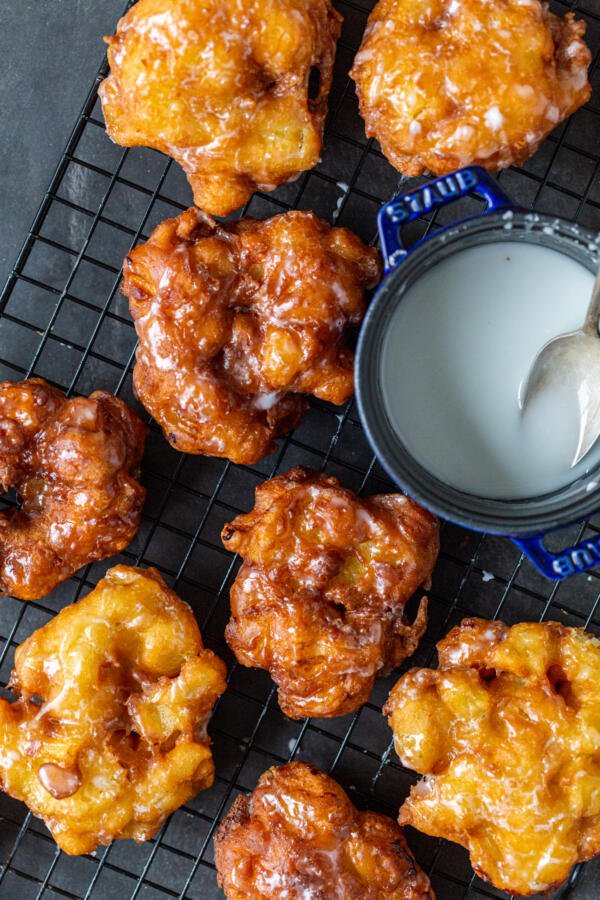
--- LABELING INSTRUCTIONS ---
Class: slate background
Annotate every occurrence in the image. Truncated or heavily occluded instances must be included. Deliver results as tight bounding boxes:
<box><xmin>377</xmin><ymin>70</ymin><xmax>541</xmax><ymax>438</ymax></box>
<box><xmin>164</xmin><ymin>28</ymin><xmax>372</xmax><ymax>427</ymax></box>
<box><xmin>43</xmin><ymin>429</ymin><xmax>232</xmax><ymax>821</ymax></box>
<box><xmin>0</xmin><ymin>1</ymin><xmax>120</xmax><ymax>289</ymax></box>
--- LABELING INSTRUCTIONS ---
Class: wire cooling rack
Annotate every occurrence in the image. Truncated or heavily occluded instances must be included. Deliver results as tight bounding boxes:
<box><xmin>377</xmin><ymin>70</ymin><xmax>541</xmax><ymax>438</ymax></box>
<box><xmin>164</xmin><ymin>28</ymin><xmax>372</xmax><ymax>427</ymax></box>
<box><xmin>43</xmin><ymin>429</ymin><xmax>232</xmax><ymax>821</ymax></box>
<box><xmin>0</xmin><ymin>1</ymin><xmax>599</xmax><ymax>897</ymax></box>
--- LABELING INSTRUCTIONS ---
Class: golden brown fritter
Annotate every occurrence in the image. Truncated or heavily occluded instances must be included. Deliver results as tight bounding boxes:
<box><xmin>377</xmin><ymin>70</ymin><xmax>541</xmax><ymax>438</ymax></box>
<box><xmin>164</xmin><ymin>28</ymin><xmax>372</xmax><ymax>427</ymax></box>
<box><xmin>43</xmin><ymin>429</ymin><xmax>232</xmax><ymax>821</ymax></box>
<box><xmin>0</xmin><ymin>378</ymin><xmax>147</xmax><ymax>600</ymax></box>
<box><xmin>385</xmin><ymin>618</ymin><xmax>600</xmax><ymax>896</ymax></box>
<box><xmin>221</xmin><ymin>467</ymin><xmax>439</xmax><ymax>718</ymax></box>
<box><xmin>0</xmin><ymin>565</ymin><xmax>227</xmax><ymax>855</ymax></box>
<box><xmin>99</xmin><ymin>0</ymin><xmax>341</xmax><ymax>216</ymax></box>
<box><xmin>214</xmin><ymin>762</ymin><xmax>434</xmax><ymax>899</ymax></box>
<box><xmin>122</xmin><ymin>209</ymin><xmax>381</xmax><ymax>465</ymax></box>
<box><xmin>351</xmin><ymin>0</ymin><xmax>591</xmax><ymax>175</ymax></box>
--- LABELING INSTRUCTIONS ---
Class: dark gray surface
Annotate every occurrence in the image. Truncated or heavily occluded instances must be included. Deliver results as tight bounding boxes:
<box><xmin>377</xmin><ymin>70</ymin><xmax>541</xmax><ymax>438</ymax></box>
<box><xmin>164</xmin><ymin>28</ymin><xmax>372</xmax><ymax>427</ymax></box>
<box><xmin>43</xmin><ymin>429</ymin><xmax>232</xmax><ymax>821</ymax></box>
<box><xmin>0</xmin><ymin>0</ymin><xmax>122</xmax><ymax>290</ymax></box>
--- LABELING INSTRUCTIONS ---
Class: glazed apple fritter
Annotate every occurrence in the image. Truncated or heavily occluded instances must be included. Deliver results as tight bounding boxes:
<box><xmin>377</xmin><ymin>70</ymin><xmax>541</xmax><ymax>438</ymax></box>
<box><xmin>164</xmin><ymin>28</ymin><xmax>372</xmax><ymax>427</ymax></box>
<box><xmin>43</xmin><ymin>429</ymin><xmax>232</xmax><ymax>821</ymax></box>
<box><xmin>122</xmin><ymin>209</ymin><xmax>381</xmax><ymax>465</ymax></box>
<box><xmin>351</xmin><ymin>0</ymin><xmax>591</xmax><ymax>176</ymax></box>
<box><xmin>0</xmin><ymin>565</ymin><xmax>227</xmax><ymax>855</ymax></box>
<box><xmin>222</xmin><ymin>467</ymin><xmax>439</xmax><ymax>718</ymax></box>
<box><xmin>0</xmin><ymin>378</ymin><xmax>147</xmax><ymax>600</ymax></box>
<box><xmin>385</xmin><ymin>617</ymin><xmax>600</xmax><ymax>896</ymax></box>
<box><xmin>214</xmin><ymin>762</ymin><xmax>434</xmax><ymax>899</ymax></box>
<box><xmin>99</xmin><ymin>0</ymin><xmax>341</xmax><ymax>216</ymax></box>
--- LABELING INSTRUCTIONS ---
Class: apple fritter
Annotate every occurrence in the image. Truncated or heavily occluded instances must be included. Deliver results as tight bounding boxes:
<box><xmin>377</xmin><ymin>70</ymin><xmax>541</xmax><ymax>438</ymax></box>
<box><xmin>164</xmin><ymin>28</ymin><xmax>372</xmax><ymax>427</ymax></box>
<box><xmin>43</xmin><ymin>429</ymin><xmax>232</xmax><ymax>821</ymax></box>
<box><xmin>0</xmin><ymin>565</ymin><xmax>227</xmax><ymax>855</ymax></box>
<box><xmin>351</xmin><ymin>0</ymin><xmax>591</xmax><ymax>176</ymax></box>
<box><xmin>122</xmin><ymin>209</ymin><xmax>381</xmax><ymax>465</ymax></box>
<box><xmin>0</xmin><ymin>378</ymin><xmax>147</xmax><ymax>600</ymax></box>
<box><xmin>222</xmin><ymin>467</ymin><xmax>439</xmax><ymax>718</ymax></box>
<box><xmin>214</xmin><ymin>762</ymin><xmax>434</xmax><ymax>899</ymax></box>
<box><xmin>385</xmin><ymin>617</ymin><xmax>600</xmax><ymax>896</ymax></box>
<box><xmin>99</xmin><ymin>0</ymin><xmax>341</xmax><ymax>216</ymax></box>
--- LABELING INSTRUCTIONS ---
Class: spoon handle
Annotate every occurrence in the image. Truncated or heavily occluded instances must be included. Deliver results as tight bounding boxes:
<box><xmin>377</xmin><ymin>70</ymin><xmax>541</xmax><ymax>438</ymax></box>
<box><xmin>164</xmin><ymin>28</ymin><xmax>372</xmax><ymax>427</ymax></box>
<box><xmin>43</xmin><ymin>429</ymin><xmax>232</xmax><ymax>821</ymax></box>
<box><xmin>582</xmin><ymin>266</ymin><xmax>600</xmax><ymax>337</ymax></box>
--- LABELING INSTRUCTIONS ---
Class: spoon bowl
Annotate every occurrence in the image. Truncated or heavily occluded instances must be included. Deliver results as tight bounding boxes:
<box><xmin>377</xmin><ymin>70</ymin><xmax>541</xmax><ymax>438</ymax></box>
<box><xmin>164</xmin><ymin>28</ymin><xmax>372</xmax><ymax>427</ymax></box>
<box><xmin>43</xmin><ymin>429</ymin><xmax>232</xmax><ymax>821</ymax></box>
<box><xmin>520</xmin><ymin>268</ymin><xmax>600</xmax><ymax>468</ymax></box>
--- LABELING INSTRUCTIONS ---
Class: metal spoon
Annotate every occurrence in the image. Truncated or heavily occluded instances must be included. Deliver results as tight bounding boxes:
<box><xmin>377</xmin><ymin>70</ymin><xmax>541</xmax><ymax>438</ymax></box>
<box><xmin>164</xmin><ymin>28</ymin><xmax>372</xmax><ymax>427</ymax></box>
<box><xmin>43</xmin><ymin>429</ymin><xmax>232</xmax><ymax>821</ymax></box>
<box><xmin>519</xmin><ymin>266</ymin><xmax>600</xmax><ymax>468</ymax></box>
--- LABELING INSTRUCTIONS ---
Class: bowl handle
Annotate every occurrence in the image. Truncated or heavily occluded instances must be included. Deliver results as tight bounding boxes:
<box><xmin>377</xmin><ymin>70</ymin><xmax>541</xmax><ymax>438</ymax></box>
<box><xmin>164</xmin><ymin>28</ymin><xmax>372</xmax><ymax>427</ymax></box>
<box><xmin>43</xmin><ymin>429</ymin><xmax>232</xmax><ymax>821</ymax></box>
<box><xmin>513</xmin><ymin>533</ymin><xmax>600</xmax><ymax>579</ymax></box>
<box><xmin>378</xmin><ymin>165</ymin><xmax>514</xmax><ymax>273</ymax></box>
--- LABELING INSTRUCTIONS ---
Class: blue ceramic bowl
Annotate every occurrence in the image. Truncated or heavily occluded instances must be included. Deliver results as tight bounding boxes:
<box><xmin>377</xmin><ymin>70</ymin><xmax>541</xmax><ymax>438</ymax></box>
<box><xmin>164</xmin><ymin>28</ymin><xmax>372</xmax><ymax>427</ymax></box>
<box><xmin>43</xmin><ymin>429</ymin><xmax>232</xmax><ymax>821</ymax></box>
<box><xmin>356</xmin><ymin>166</ymin><xmax>600</xmax><ymax>580</ymax></box>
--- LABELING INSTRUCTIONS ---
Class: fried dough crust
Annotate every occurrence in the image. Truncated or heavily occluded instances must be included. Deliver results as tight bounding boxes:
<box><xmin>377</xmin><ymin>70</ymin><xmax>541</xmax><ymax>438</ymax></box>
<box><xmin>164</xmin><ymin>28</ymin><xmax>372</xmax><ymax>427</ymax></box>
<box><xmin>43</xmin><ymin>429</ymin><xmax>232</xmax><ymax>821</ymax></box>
<box><xmin>385</xmin><ymin>618</ymin><xmax>600</xmax><ymax>896</ymax></box>
<box><xmin>0</xmin><ymin>378</ymin><xmax>147</xmax><ymax>600</ymax></box>
<box><xmin>99</xmin><ymin>0</ymin><xmax>341</xmax><ymax>215</ymax></box>
<box><xmin>122</xmin><ymin>210</ymin><xmax>381</xmax><ymax>464</ymax></box>
<box><xmin>214</xmin><ymin>762</ymin><xmax>434</xmax><ymax>899</ymax></box>
<box><xmin>0</xmin><ymin>565</ymin><xmax>227</xmax><ymax>854</ymax></box>
<box><xmin>351</xmin><ymin>0</ymin><xmax>591</xmax><ymax>175</ymax></box>
<box><xmin>222</xmin><ymin>467</ymin><xmax>439</xmax><ymax>718</ymax></box>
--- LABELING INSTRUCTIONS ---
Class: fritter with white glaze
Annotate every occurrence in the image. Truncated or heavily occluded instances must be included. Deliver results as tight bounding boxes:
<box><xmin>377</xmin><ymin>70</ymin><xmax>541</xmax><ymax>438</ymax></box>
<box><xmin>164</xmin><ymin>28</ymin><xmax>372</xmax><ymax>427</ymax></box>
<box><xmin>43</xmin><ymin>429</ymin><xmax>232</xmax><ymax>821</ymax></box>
<box><xmin>214</xmin><ymin>762</ymin><xmax>435</xmax><ymax>899</ymax></box>
<box><xmin>122</xmin><ymin>210</ymin><xmax>381</xmax><ymax>464</ymax></box>
<box><xmin>0</xmin><ymin>566</ymin><xmax>227</xmax><ymax>854</ymax></box>
<box><xmin>351</xmin><ymin>0</ymin><xmax>591</xmax><ymax>175</ymax></box>
<box><xmin>385</xmin><ymin>618</ymin><xmax>600</xmax><ymax>896</ymax></box>
<box><xmin>0</xmin><ymin>378</ymin><xmax>146</xmax><ymax>600</ymax></box>
<box><xmin>100</xmin><ymin>0</ymin><xmax>341</xmax><ymax>215</ymax></box>
<box><xmin>222</xmin><ymin>467</ymin><xmax>439</xmax><ymax>718</ymax></box>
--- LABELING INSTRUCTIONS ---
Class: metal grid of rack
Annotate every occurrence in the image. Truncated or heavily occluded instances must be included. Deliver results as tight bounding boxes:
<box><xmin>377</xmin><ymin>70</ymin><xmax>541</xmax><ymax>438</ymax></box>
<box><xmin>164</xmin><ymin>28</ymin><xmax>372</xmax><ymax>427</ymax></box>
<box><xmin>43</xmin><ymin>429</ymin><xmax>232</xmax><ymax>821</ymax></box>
<box><xmin>0</xmin><ymin>0</ymin><xmax>599</xmax><ymax>897</ymax></box>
